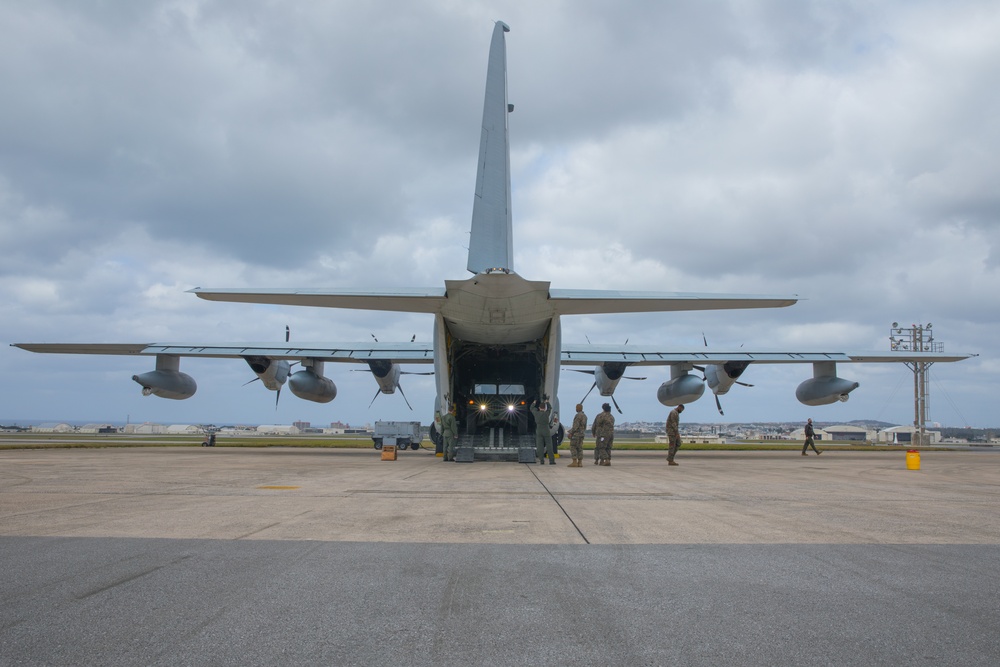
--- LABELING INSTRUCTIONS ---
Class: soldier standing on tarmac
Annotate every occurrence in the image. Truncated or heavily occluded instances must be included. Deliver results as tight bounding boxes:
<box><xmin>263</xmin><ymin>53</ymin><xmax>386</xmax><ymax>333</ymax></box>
<box><xmin>531</xmin><ymin>398</ymin><xmax>555</xmax><ymax>464</ymax></box>
<box><xmin>566</xmin><ymin>404</ymin><xmax>587</xmax><ymax>467</ymax></box>
<box><xmin>592</xmin><ymin>403</ymin><xmax>615</xmax><ymax>466</ymax></box>
<box><xmin>666</xmin><ymin>404</ymin><xmax>685</xmax><ymax>466</ymax></box>
<box><xmin>441</xmin><ymin>404</ymin><xmax>459</xmax><ymax>461</ymax></box>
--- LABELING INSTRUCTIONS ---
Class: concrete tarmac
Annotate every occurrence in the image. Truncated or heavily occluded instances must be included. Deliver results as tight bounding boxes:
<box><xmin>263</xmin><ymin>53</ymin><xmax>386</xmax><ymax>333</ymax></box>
<box><xmin>2</xmin><ymin>447</ymin><xmax>999</xmax><ymax>665</ymax></box>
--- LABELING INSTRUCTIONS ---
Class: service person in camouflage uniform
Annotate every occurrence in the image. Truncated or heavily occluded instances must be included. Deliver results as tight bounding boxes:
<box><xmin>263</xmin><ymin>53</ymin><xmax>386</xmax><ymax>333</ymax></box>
<box><xmin>566</xmin><ymin>404</ymin><xmax>587</xmax><ymax>467</ymax></box>
<box><xmin>591</xmin><ymin>403</ymin><xmax>615</xmax><ymax>466</ymax></box>
<box><xmin>666</xmin><ymin>404</ymin><xmax>685</xmax><ymax>466</ymax></box>
<box><xmin>531</xmin><ymin>398</ymin><xmax>555</xmax><ymax>464</ymax></box>
<box><xmin>441</xmin><ymin>404</ymin><xmax>459</xmax><ymax>461</ymax></box>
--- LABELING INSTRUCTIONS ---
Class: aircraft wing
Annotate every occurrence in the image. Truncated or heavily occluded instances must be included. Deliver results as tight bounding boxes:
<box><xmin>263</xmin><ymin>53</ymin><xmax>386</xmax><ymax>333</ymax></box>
<box><xmin>549</xmin><ymin>289</ymin><xmax>799</xmax><ymax>314</ymax></box>
<box><xmin>189</xmin><ymin>288</ymin><xmax>447</xmax><ymax>313</ymax></box>
<box><xmin>11</xmin><ymin>341</ymin><xmax>436</xmax><ymax>364</ymax></box>
<box><xmin>559</xmin><ymin>345</ymin><xmax>973</xmax><ymax>366</ymax></box>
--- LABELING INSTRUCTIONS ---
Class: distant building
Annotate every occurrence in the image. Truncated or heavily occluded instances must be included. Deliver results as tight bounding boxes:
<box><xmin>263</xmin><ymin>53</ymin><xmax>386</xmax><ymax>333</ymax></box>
<box><xmin>125</xmin><ymin>422</ymin><xmax>166</xmax><ymax>434</ymax></box>
<box><xmin>79</xmin><ymin>423</ymin><xmax>117</xmax><ymax>434</ymax></box>
<box><xmin>32</xmin><ymin>423</ymin><xmax>74</xmax><ymax>433</ymax></box>
<box><xmin>790</xmin><ymin>427</ymin><xmax>829</xmax><ymax>441</ymax></box>
<box><xmin>256</xmin><ymin>424</ymin><xmax>302</xmax><ymax>435</ymax></box>
<box><xmin>822</xmin><ymin>425</ymin><xmax>871</xmax><ymax>442</ymax></box>
<box><xmin>655</xmin><ymin>433</ymin><xmax>725</xmax><ymax>444</ymax></box>
<box><xmin>166</xmin><ymin>425</ymin><xmax>202</xmax><ymax>434</ymax></box>
<box><xmin>879</xmin><ymin>426</ymin><xmax>941</xmax><ymax>445</ymax></box>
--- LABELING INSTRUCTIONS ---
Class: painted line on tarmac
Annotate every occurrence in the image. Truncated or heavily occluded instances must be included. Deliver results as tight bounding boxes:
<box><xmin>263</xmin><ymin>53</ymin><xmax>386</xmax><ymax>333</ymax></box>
<box><xmin>526</xmin><ymin>465</ymin><xmax>590</xmax><ymax>545</ymax></box>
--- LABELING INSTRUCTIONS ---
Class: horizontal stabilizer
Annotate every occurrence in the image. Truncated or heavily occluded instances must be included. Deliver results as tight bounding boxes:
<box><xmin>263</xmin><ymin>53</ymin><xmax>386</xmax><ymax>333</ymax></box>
<box><xmin>550</xmin><ymin>289</ymin><xmax>800</xmax><ymax>314</ymax></box>
<box><xmin>190</xmin><ymin>287</ymin><xmax>447</xmax><ymax>313</ymax></box>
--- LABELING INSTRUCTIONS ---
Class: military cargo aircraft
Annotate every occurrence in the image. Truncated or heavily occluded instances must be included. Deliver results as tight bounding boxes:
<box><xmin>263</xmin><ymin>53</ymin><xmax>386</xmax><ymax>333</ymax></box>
<box><xmin>12</xmin><ymin>21</ymin><xmax>971</xmax><ymax>456</ymax></box>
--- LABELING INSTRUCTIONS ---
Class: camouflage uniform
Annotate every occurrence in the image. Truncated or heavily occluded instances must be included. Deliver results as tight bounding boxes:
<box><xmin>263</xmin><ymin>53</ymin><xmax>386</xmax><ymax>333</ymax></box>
<box><xmin>441</xmin><ymin>410</ymin><xmax>458</xmax><ymax>461</ymax></box>
<box><xmin>567</xmin><ymin>410</ymin><xmax>587</xmax><ymax>461</ymax></box>
<box><xmin>592</xmin><ymin>409</ymin><xmax>615</xmax><ymax>464</ymax></box>
<box><xmin>531</xmin><ymin>403</ymin><xmax>555</xmax><ymax>463</ymax></box>
<box><xmin>666</xmin><ymin>406</ymin><xmax>682</xmax><ymax>463</ymax></box>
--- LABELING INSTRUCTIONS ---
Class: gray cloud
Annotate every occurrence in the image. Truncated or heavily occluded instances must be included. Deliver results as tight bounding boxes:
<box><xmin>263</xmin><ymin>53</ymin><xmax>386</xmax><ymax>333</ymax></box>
<box><xmin>2</xmin><ymin>1</ymin><xmax>996</xmax><ymax>427</ymax></box>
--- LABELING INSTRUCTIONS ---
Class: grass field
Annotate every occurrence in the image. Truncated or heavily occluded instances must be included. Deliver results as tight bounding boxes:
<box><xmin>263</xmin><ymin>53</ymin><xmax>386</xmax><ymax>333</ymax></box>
<box><xmin>0</xmin><ymin>432</ymin><xmax>930</xmax><ymax>452</ymax></box>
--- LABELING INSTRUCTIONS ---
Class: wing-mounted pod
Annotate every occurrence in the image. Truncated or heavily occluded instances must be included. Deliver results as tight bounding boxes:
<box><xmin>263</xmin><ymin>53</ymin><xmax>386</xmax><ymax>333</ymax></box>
<box><xmin>288</xmin><ymin>358</ymin><xmax>337</xmax><ymax>403</ymax></box>
<box><xmin>132</xmin><ymin>354</ymin><xmax>197</xmax><ymax>400</ymax></box>
<box><xmin>243</xmin><ymin>355</ymin><xmax>291</xmax><ymax>391</ymax></box>
<box><xmin>657</xmin><ymin>364</ymin><xmax>706</xmax><ymax>406</ymax></box>
<box><xmin>795</xmin><ymin>361</ymin><xmax>859</xmax><ymax>406</ymax></box>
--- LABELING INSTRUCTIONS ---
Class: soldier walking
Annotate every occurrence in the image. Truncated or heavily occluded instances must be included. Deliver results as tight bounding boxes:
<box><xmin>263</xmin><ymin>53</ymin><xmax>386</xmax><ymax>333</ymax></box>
<box><xmin>566</xmin><ymin>404</ymin><xmax>587</xmax><ymax>467</ymax></box>
<box><xmin>666</xmin><ymin>404</ymin><xmax>685</xmax><ymax>466</ymax></box>
<box><xmin>802</xmin><ymin>418</ymin><xmax>822</xmax><ymax>456</ymax></box>
<box><xmin>592</xmin><ymin>403</ymin><xmax>615</xmax><ymax>466</ymax></box>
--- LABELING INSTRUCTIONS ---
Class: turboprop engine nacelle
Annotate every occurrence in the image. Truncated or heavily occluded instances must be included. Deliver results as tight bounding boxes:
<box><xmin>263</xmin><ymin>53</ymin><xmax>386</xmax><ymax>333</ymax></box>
<box><xmin>705</xmin><ymin>361</ymin><xmax>750</xmax><ymax>396</ymax></box>
<box><xmin>244</xmin><ymin>355</ymin><xmax>290</xmax><ymax>391</ymax></box>
<box><xmin>368</xmin><ymin>360</ymin><xmax>401</xmax><ymax>394</ymax></box>
<box><xmin>288</xmin><ymin>359</ymin><xmax>337</xmax><ymax>403</ymax></box>
<box><xmin>132</xmin><ymin>354</ymin><xmax>196</xmax><ymax>400</ymax></box>
<box><xmin>595</xmin><ymin>363</ymin><xmax>625</xmax><ymax>396</ymax></box>
<box><xmin>795</xmin><ymin>362</ymin><xmax>859</xmax><ymax>406</ymax></box>
<box><xmin>657</xmin><ymin>366</ymin><xmax>706</xmax><ymax>406</ymax></box>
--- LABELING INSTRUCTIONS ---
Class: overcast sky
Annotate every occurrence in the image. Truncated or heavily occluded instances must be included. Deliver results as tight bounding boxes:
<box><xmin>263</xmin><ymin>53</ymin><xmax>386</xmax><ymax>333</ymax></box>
<box><xmin>2</xmin><ymin>0</ymin><xmax>997</xmax><ymax>429</ymax></box>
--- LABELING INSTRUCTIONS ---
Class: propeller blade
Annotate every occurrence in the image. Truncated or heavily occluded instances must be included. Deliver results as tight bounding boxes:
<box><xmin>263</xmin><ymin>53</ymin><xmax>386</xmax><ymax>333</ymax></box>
<box><xmin>410</xmin><ymin>334</ymin><xmax>416</xmax><ymax>342</ymax></box>
<box><xmin>623</xmin><ymin>375</ymin><xmax>647</xmax><ymax>381</ymax></box>
<box><xmin>715</xmin><ymin>393</ymin><xmax>724</xmax><ymax>416</ymax></box>
<box><xmin>611</xmin><ymin>394</ymin><xmax>623</xmax><ymax>414</ymax></box>
<box><xmin>370</xmin><ymin>333</ymin><xmax>379</xmax><ymax>342</ymax></box>
<box><xmin>397</xmin><ymin>383</ymin><xmax>414</xmax><ymax>411</ymax></box>
<box><xmin>275</xmin><ymin>387</ymin><xmax>281</xmax><ymax>410</ymax></box>
<box><xmin>285</xmin><ymin>325</ymin><xmax>290</xmax><ymax>342</ymax></box>
<box><xmin>568</xmin><ymin>369</ymin><xmax>596</xmax><ymax>375</ymax></box>
<box><xmin>401</xmin><ymin>371</ymin><xmax>435</xmax><ymax>376</ymax></box>
<box><xmin>242</xmin><ymin>377</ymin><xmax>261</xmax><ymax>387</ymax></box>
<box><xmin>580</xmin><ymin>382</ymin><xmax>597</xmax><ymax>403</ymax></box>
<box><xmin>736</xmin><ymin>381</ymin><xmax>754</xmax><ymax>387</ymax></box>
<box><xmin>367</xmin><ymin>387</ymin><xmax>381</xmax><ymax>409</ymax></box>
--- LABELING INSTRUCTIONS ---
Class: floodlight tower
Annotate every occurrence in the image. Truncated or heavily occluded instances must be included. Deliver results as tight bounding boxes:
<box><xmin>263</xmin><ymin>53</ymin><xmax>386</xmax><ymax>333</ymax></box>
<box><xmin>889</xmin><ymin>322</ymin><xmax>941</xmax><ymax>446</ymax></box>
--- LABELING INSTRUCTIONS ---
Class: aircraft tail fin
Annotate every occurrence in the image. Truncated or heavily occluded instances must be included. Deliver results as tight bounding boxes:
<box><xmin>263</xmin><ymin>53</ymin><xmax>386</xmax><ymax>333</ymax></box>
<box><xmin>467</xmin><ymin>21</ymin><xmax>514</xmax><ymax>275</ymax></box>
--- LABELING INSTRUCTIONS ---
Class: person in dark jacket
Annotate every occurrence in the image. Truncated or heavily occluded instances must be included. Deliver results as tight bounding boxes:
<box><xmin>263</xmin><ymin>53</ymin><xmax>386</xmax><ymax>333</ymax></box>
<box><xmin>802</xmin><ymin>418</ymin><xmax>822</xmax><ymax>456</ymax></box>
<box><xmin>531</xmin><ymin>398</ymin><xmax>555</xmax><ymax>464</ymax></box>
